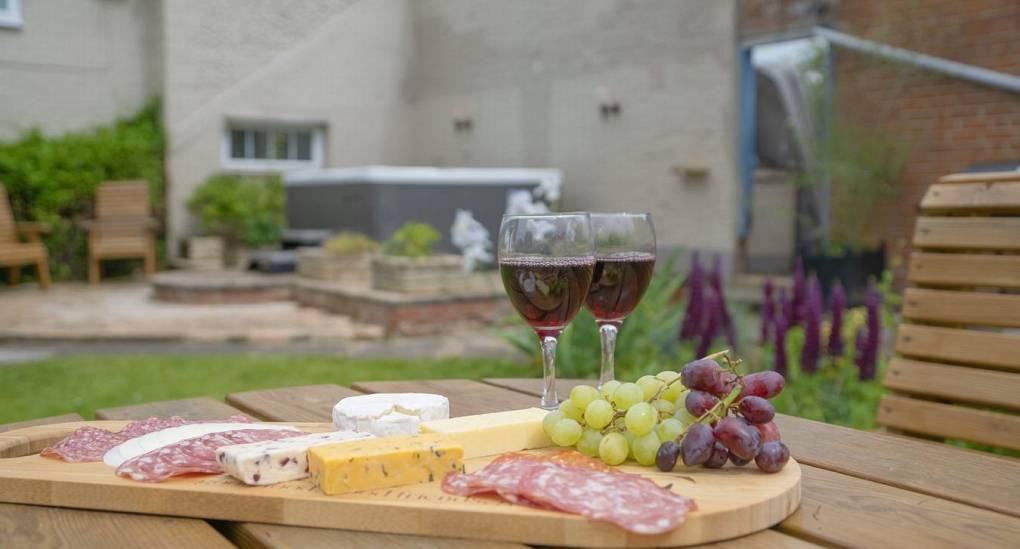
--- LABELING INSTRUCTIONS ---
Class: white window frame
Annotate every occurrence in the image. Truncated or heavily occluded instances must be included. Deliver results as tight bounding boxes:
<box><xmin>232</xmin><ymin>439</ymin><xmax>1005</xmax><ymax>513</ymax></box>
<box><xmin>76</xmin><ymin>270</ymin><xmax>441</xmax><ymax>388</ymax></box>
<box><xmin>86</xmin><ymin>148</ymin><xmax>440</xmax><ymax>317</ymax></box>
<box><xmin>221</xmin><ymin>123</ymin><xmax>325</xmax><ymax>172</ymax></box>
<box><xmin>0</xmin><ymin>0</ymin><xmax>23</xmax><ymax>29</ymax></box>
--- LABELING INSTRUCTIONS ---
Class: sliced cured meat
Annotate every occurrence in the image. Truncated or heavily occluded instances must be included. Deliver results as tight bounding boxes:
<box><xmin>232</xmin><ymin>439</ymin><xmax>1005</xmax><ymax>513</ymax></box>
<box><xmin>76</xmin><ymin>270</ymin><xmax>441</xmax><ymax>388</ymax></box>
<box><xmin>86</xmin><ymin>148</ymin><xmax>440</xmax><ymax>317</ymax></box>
<box><xmin>40</xmin><ymin>427</ymin><xmax>129</xmax><ymax>463</ymax></box>
<box><xmin>40</xmin><ymin>416</ymin><xmax>253</xmax><ymax>463</ymax></box>
<box><xmin>115</xmin><ymin>428</ymin><xmax>302</xmax><ymax>483</ymax></box>
<box><xmin>442</xmin><ymin>451</ymin><xmax>696</xmax><ymax>535</ymax></box>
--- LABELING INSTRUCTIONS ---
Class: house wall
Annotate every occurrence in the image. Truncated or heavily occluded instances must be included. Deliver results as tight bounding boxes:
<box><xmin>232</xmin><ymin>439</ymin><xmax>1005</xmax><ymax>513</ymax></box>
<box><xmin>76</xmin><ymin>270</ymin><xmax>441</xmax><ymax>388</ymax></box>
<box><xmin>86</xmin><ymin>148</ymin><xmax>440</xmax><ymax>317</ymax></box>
<box><xmin>0</xmin><ymin>0</ymin><xmax>162</xmax><ymax>140</ymax></box>
<box><xmin>409</xmin><ymin>0</ymin><xmax>741</xmax><ymax>262</ymax></box>
<box><xmin>163</xmin><ymin>0</ymin><xmax>416</xmax><ymax>259</ymax></box>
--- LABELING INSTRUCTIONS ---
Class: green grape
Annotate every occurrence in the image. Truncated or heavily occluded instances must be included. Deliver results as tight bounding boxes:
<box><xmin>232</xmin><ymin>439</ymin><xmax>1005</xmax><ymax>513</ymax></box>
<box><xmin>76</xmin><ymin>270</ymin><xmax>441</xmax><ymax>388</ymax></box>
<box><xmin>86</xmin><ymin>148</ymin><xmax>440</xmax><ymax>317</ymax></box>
<box><xmin>623</xmin><ymin>429</ymin><xmax>636</xmax><ymax>459</ymax></box>
<box><xmin>558</xmin><ymin>399</ymin><xmax>584</xmax><ymax>422</ymax></box>
<box><xmin>612</xmin><ymin>382</ymin><xmax>644</xmax><ymax>410</ymax></box>
<box><xmin>636</xmin><ymin>375</ymin><xmax>664</xmax><ymax>400</ymax></box>
<box><xmin>549</xmin><ymin>418</ymin><xmax>583</xmax><ymax>446</ymax></box>
<box><xmin>542</xmin><ymin>411</ymin><xmax>565</xmax><ymax>437</ymax></box>
<box><xmin>625</xmin><ymin>402</ymin><xmax>658</xmax><ymax>436</ymax></box>
<box><xmin>652</xmin><ymin>399</ymin><xmax>675</xmax><ymax>415</ymax></box>
<box><xmin>598</xmin><ymin>432</ymin><xmax>629</xmax><ymax>466</ymax></box>
<box><xmin>613</xmin><ymin>417</ymin><xmax>627</xmax><ymax>432</ymax></box>
<box><xmin>657</xmin><ymin>417</ymin><xmax>684</xmax><ymax>442</ymax></box>
<box><xmin>576</xmin><ymin>428</ymin><xmax>603</xmax><ymax>457</ymax></box>
<box><xmin>599</xmin><ymin>380</ymin><xmax>621</xmax><ymax>400</ymax></box>
<box><xmin>584</xmin><ymin>399</ymin><xmax>615</xmax><ymax>429</ymax></box>
<box><xmin>655</xmin><ymin>370</ymin><xmax>680</xmax><ymax>384</ymax></box>
<box><xmin>674</xmin><ymin>408</ymin><xmax>697</xmax><ymax>426</ymax></box>
<box><xmin>662</xmin><ymin>384</ymin><xmax>687</xmax><ymax>404</ymax></box>
<box><xmin>570</xmin><ymin>385</ymin><xmax>600</xmax><ymax>410</ymax></box>
<box><xmin>631</xmin><ymin>432</ymin><xmax>661</xmax><ymax>466</ymax></box>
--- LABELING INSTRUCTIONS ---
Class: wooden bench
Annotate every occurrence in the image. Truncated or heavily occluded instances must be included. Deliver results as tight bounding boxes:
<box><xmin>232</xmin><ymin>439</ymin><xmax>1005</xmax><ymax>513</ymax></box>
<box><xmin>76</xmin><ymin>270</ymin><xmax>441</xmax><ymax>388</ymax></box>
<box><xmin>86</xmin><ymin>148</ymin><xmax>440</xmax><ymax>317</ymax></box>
<box><xmin>0</xmin><ymin>184</ymin><xmax>51</xmax><ymax>289</ymax></box>
<box><xmin>878</xmin><ymin>171</ymin><xmax>1020</xmax><ymax>452</ymax></box>
<box><xmin>84</xmin><ymin>180</ymin><xmax>157</xmax><ymax>284</ymax></box>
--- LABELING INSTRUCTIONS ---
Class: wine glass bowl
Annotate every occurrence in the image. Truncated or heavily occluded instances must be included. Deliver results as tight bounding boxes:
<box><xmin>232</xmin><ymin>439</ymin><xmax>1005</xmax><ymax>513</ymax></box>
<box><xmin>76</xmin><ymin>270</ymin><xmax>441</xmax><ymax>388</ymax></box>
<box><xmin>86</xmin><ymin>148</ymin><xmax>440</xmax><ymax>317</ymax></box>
<box><xmin>498</xmin><ymin>213</ymin><xmax>595</xmax><ymax>408</ymax></box>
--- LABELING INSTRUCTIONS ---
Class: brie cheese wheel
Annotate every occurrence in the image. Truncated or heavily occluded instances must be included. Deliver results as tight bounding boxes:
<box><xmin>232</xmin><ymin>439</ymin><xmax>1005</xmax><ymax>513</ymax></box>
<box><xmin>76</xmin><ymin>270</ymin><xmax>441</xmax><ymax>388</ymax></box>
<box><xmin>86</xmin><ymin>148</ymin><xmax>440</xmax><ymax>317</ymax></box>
<box><xmin>102</xmin><ymin>422</ymin><xmax>298</xmax><ymax>467</ymax></box>
<box><xmin>332</xmin><ymin>393</ymin><xmax>449</xmax><ymax>437</ymax></box>
<box><xmin>217</xmin><ymin>430</ymin><xmax>373</xmax><ymax>486</ymax></box>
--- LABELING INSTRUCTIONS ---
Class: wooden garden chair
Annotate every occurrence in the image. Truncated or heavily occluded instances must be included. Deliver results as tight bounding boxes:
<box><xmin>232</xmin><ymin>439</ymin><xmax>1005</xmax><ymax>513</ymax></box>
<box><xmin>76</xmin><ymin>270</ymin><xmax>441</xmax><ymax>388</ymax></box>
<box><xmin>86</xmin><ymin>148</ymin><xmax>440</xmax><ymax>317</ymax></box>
<box><xmin>0</xmin><ymin>184</ymin><xmax>51</xmax><ymax>289</ymax></box>
<box><xmin>878</xmin><ymin>170</ymin><xmax>1020</xmax><ymax>452</ymax></box>
<box><xmin>83</xmin><ymin>180</ymin><xmax>157</xmax><ymax>284</ymax></box>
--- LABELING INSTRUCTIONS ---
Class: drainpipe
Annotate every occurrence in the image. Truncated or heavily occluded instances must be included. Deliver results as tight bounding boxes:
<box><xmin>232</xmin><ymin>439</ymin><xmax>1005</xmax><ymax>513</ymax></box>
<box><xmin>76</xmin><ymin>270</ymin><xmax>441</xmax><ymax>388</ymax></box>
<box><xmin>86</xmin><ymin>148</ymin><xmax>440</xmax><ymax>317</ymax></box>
<box><xmin>814</xmin><ymin>26</ymin><xmax>1020</xmax><ymax>94</ymax></box>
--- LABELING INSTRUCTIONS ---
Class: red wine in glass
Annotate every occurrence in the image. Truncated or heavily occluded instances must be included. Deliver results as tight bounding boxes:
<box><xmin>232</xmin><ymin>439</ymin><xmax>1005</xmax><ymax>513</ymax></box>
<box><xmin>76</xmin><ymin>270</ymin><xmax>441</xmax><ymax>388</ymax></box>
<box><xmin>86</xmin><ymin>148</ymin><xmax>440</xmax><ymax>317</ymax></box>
<box><xmin>499</xmin><ymin>256</ymin><xmax>595</xmax><ymax>338</ymax></box>
<box><xmin>585</xmin><ymin>252</ymin><xmax>656</xmax><ymax>323</ymax></box>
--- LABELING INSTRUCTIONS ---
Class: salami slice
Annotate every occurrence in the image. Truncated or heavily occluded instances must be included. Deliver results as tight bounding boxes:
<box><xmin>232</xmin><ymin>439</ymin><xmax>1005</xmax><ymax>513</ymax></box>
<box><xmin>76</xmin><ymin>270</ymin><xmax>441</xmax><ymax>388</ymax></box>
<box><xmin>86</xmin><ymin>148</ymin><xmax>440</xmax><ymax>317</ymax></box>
<box><xmin>115</xmin><ymin>428</ymin><xmax>300</xmax><ymax>482</ymax></box>
<box><xmin>442</xmin><ymin>451</ymin><xmax>696</xmax><ymax>535</ymax></box>
<box><xmin>41</xmin><ymin>415</ymin><xmax>253</xmax><ymax>463</ymax></box>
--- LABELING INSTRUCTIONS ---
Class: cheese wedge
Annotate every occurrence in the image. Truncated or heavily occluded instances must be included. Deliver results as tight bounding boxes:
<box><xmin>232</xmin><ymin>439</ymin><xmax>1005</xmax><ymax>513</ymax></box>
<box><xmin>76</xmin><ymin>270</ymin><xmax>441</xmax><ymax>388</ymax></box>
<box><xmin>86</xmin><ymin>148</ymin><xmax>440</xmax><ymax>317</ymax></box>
<box><xmin>309</xmin><ymin>433</ymin><xmax>463</xmax><ymax>495</ymax></box>
<box><xmin>217</xmin><ymin>430</ymin><xmax>373</xmax><ymax>486</ymax></box>
<box><xmin>420</xmin><ymin>407</ymin><xmax>551</xmax><ymax>459</ymax></box>
<box><xmin>332</xmin><ymin>393</ymin><xmax>449</xmax><ymax>437</ymax></box>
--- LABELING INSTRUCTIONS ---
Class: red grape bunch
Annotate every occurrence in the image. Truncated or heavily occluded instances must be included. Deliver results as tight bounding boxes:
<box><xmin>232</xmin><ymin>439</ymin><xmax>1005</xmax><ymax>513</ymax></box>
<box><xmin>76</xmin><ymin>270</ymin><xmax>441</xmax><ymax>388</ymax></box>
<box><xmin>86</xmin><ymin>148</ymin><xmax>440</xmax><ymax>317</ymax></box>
<box><xmin>655</xmin><ymin>353</ymin><xmax>790</xmax><ymax>474</ymax></box>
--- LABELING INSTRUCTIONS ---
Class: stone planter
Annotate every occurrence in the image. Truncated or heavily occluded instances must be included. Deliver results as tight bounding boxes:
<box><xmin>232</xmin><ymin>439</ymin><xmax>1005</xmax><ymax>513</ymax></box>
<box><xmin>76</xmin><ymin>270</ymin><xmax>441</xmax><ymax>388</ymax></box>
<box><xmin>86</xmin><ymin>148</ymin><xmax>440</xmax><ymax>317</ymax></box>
<box><xmin>185</xmin><ymin>236</ymin><xmax>224</xmax><ymax>271</ymax></box>
<box><xmin>297</xmin><ymin>247</ymin><xmax>374</xmax><ymax>285</ymax></box>
<box><xmin>371</xmin><ymin>254</ymin><xmax>467</xmax><ymax>293</ymax></box>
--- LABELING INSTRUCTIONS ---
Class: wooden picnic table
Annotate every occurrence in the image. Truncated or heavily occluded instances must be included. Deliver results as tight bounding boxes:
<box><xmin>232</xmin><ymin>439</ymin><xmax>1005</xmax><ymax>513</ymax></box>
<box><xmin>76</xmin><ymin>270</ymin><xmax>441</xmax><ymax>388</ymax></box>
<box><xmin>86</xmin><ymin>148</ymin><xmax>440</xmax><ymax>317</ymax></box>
<box><xmin>3</xmin><ymin>378</ymin><xmax>1020</xmax><ymax>548</ymax></box>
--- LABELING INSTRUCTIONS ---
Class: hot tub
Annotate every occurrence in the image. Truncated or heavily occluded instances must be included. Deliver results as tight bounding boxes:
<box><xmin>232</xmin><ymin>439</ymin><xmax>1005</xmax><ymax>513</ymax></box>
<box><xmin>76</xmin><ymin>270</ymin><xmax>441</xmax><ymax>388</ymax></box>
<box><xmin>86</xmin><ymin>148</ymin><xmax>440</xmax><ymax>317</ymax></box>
<box><xmin>283</xmin><ymin>166</ymin><xmax>561</xmax><ymax>253</ymax></box>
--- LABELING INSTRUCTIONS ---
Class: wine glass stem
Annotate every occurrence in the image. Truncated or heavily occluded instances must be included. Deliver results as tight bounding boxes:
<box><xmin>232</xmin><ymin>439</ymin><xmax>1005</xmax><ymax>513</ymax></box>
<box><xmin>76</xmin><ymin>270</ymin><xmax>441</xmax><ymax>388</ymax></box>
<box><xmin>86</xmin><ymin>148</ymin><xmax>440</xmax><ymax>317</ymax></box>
<box><xmin>540</xmin><ymin>335</ymin><xmax>560</xmax><ymax>409</ymax></box>
<box><xmin>598</xmin><ymin>323</ymin><xmax>618</xmax><ymax>388</ymax></box>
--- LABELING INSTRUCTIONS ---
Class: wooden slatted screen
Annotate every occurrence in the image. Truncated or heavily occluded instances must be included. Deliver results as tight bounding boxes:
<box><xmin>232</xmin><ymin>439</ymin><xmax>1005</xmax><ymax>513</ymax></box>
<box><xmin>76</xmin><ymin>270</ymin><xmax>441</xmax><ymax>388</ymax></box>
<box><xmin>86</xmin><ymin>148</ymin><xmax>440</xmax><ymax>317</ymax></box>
<box><xmin>0</xmin><ymin>185</ymin><xmax>15</xmax><ymax>243</ymax></box>
<box><xmin>879</xmin><ymin>171</ymin><xmax>1020</xmax><ymax>452</ymax></box>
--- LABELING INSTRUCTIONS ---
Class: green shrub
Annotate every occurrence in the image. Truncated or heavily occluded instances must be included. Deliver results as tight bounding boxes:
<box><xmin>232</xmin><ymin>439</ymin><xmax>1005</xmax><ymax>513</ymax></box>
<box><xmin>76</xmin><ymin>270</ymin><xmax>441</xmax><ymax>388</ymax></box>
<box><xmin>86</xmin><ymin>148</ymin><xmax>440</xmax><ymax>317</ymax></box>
<box><xmin>381</xmin><ymin>222</ymin><xmax>440</xmax><ymax>257</ymax></box>
<box><xmin>0</xmin><ymin>100</ymin><xmax>164</xmax><ymax>279</ymax></box>
<box><xmin>324</xmin><ymin>231</ymin><xmax>379</xmax><ymax>256</ymax></box>
<box><xmin>187</xmin><ymin>174</ymin><xmax>284</xmax><ymax>248</ymax></box>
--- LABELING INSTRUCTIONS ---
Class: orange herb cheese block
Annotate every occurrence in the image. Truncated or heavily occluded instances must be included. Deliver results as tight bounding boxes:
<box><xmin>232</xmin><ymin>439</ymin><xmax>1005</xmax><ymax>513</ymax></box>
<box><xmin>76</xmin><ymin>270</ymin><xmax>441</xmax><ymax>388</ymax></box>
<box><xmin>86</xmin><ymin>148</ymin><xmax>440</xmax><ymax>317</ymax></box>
<box><xmin>308</xmin><ymin>433</ymin><xmax>464</xmax><ymax>495</ymax></box>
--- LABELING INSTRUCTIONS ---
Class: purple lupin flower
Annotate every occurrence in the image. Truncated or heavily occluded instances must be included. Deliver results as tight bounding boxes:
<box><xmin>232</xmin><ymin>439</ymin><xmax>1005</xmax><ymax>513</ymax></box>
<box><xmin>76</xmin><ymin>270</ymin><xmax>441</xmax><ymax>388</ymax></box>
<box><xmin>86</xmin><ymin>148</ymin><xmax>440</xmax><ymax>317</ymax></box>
<box><xmin>791</xmin><ymin>257</ymin><xmax>806</xmax><ymax>326</ymax></box>
<box><xmin>779</xmin><ymin>287</ymin><xmax>794</xmax><ymax>330</ymax></box>
<box><xmin>860</xmin><ymin>280</ymin><xmax>881</xmax><ymax>380</ymax></box>
<box><xmin>696</xmin><ymin>287</ymin><xmax>721</xmax><ymax>358</ymax></box>
<box><xmin>827</xmin><ymin>280</ymin><xmax>846</xmax><ymax>357</ymax></box>
<box><xmin>679</xmin><ymin>252</ymin><xmax>704</xmax><ymax>342</ymax></box>
<box><xmin>853</xmin><ymin>326</ymin><xmax>867</xmax><ymax>376</ymax></box>
<box><xmin>709</xmin><ymin>255</ymin><xmax>737</xmax><ymax>350</ymax></box>
<box><xmin>773</xmin><ymin>312</ymin><xmax>788</xmax><ymax>376</ymax></box>
<box><xmin>760</xmin><ymin>278</ymin><xmax>775</xmax><ymax>344</ymax></box>
<box><xmin>800</xmin><ymin>274</ymin><xmax>822</xmax><ymax>374</ymax></box>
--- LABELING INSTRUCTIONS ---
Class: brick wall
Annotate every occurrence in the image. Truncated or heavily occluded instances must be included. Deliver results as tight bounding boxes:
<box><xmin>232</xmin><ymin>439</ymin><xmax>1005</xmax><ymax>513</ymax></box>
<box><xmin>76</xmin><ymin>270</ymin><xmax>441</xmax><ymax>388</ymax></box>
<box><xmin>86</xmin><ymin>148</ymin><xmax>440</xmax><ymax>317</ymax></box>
<box><xmin>740</xmin><ymin>0</ymin><xmax>1020</xmax><ymax>276</ymax></box>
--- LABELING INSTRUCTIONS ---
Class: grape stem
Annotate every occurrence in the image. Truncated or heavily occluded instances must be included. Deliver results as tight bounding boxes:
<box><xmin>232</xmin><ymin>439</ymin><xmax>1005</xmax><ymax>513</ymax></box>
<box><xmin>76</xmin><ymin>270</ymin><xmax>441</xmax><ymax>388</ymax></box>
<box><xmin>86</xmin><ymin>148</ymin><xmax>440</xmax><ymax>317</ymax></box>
<box><xmin>672</xmin><ymin>384</ymin><xmax>742</xmax><ymax>445</ymax></box>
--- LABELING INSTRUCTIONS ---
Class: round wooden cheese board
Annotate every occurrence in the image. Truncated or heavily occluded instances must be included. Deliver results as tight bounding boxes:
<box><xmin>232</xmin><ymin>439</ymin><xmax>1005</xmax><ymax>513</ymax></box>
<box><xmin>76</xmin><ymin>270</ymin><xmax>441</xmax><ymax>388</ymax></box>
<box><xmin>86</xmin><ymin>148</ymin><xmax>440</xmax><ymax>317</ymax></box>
<box><xmin>0</xmin><ymin>421</ymin><xmax>800</xmax><ymax>547</ymax></box>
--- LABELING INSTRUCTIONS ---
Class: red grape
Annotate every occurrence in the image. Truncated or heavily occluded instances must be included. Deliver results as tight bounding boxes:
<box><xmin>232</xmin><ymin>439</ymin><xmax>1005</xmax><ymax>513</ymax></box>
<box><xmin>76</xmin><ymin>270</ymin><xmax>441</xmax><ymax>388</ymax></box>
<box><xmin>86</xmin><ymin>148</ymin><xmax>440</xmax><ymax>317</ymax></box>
<box><xmin>714</xmin><ymin>417</ymin><xmax>762</xmax><ymax>461</ymax></box>
<box><xmin>681</xmin><ymin>423</ymin><xmax>714</xmax><ymax>466</ymax></box>
<box><xmin>738</xmin><ymin>396</ymin><xmax>775</xmax><ymax>424</ymax></box>
<box><xmin>685</xmin><ymin>390</ymin><xmax>719</xmax><ymax>417</ymax></box>
<box><xmin>655</xmin><ymin>440</ymin><xmax>680</xmax><ymax>472</ymax></box>
<box><xmin>739</xmin><ymin>371</ymin><xmax>785</xmax><ymax>399</ymax></box>
<box><xmin>680</xmin><ymin>359</ymin><xmax>724</xmax><ymax>393</ymax></box>
<box><xmin>755</xmin><ymin>441</ymin><xmax>790</xmax><ymax>473</ymax></box>
<box><xmin>729</xmin><ymin>452</ymin><xmax>751</xmax><ymax>466</ymax></box>
<box><xmin>755</xmin><ymin>421</ymin><xmax>781</xmax><ymax>442</ymax></box>
<box><xmin>703</xmin><ymin>441</ymin><xmax>729</xmax><ymax>469</ymax></box>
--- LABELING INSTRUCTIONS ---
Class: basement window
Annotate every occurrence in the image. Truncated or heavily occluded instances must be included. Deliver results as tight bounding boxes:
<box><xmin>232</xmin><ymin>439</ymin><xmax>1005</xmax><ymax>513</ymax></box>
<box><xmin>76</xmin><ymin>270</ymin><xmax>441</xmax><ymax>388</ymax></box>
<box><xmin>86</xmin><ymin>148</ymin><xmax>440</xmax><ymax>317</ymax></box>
<box><xmin>0</xmin><ymin>0</ymin><xmax>23</xmax><ymax>29</ymax></box>
<box><xmin>222</xmin><ymin>124</ymin><xmax>324</xmax><ymax>171</ymax></box>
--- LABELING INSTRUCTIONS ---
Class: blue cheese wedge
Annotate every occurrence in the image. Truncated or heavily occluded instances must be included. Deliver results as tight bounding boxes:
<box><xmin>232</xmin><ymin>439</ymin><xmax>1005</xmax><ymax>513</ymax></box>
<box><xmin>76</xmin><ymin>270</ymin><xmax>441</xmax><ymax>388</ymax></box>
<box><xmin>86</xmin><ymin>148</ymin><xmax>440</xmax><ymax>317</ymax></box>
<box><xmin>217</xmin><ymin>430</ymin><xmax>373</xmax><ymax>486</ymax></box>
<box><xmin>332</xmin><ymin>393</ymin><xmax>449</xmax><ymax>437</ymax></box>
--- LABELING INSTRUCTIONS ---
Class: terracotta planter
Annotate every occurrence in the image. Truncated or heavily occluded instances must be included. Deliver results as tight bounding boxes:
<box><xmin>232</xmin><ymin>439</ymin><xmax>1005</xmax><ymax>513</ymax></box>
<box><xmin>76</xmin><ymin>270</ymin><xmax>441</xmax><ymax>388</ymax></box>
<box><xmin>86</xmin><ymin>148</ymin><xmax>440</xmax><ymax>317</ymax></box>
<box><xmin>371</xmin><ymin>254</ymin><xmax>466</xmax><ymax>293</ymax></box>
<box><xmin>298</xmin><ymin>248</ymin><xmax>374</xmax><ymax>285</ymax></box>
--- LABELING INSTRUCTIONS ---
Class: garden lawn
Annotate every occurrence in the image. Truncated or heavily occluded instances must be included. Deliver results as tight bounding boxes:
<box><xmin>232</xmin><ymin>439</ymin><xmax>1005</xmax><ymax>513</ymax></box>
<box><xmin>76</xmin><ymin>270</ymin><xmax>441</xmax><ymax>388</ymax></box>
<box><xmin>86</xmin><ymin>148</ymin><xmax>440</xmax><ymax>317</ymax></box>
<box><xmin>0</xmin><ymin>354</ymin><xmax>533</xmax><ymax>425</ymax></box>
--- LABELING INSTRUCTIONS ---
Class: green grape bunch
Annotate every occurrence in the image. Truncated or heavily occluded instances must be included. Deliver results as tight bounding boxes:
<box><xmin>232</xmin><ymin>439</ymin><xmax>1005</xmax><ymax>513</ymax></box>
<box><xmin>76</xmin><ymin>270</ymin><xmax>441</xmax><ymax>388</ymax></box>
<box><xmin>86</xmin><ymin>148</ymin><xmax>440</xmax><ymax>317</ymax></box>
<box><xmin>542</xmin><ymin>350</ymin><xmax>791</xmax><ymax>474</ymax></box>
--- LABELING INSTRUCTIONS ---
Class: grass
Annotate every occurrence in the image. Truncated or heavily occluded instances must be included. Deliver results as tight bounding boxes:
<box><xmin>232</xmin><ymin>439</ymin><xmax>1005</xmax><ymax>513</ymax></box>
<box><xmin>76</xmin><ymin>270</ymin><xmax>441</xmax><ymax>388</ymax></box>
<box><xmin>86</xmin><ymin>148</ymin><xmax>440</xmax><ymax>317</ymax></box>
<box><xmin>0</xmin><ymin>354</ymin><xmax>533</xmax><ymax>424</ymax></box>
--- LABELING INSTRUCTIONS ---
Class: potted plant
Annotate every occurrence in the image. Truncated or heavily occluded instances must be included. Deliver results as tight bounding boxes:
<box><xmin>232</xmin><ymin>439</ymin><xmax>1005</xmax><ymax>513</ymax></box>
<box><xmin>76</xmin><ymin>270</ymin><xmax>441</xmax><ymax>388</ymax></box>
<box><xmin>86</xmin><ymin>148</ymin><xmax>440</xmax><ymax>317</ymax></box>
<box><xmin>187</xmin><ymin>174</ymin><xmax>284</xmax><ymax>269</ymax></box>
<box><xmin>372</xmin><ymin>222</ymin><xmax>465</xmax><ymax>293</ymax></box>
<box><xmin>297</xmin><ymin>231</ymin><xmax>379</xmax><ymax>284</ymax></box>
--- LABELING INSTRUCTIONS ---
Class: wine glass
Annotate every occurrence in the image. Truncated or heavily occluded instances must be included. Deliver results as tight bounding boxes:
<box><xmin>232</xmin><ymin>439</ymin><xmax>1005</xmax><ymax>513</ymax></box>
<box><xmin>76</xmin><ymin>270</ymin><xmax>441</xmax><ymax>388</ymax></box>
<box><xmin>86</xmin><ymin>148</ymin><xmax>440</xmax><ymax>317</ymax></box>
<box><xmin>584</xmin><ymin>213</ymin><xmax>657</xmax><ymax>387</ymax></box>
<box><xmin>498</xmin><ymin>213</ymin><xmax>595</xmax><ymax>409</ymax></box>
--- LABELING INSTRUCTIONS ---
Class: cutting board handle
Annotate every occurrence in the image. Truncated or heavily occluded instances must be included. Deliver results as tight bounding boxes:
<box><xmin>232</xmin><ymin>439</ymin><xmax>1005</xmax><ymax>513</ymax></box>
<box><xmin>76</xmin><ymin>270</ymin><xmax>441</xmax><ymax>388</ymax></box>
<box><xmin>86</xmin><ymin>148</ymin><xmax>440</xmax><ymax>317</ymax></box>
<box><xmin>0</xmin><ymin>422</ymin><xmax>89</xmax><ymax>459</ymax></box>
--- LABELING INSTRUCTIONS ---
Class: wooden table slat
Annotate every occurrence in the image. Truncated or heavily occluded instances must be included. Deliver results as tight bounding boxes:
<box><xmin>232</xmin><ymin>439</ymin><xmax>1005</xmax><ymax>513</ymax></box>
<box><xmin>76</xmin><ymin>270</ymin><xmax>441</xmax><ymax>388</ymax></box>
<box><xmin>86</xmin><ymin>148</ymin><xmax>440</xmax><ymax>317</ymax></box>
<box><xmin>780</xmin><ymin>465</ymin><xmax>1020</xmax><ymax>548</ymax></box>
<box><xmin>219</xmin><ymin>521</ymin><xmax>530</xmax><ymax>549</ymax></box>
<box><xmin>352</xmin><ymin>379</ymin><xmax>539</xmax><ymax>417</ymax></box>
<box><xmin>226</xmin><ymin>384</ymin><xmax>362</xmax><ymax>422</ymax></box>
<box><xmin>0</xmin><ymin>413</ymin><xmax>83</xmax><ymax>434</ymax></box>
<box><xmin>485</xmin><ymin>378</ymin><xmax>1020</xmax><ymax>519</ymax></box>
<box><xmin>94</xmin><ymin>396</ymin><xmax>254</xmax><ymax>420</ymax></box>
